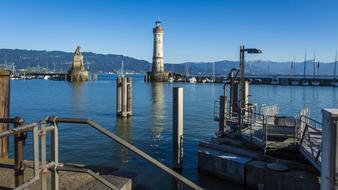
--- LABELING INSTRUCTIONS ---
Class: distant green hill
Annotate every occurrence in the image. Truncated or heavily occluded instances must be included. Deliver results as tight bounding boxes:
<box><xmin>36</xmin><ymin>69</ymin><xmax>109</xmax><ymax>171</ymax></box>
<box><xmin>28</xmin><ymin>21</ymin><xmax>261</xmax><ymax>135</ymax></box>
<box><xmin>0</xmin><ymin>49</ymin><xmax>151</xmax><ymax>73</ymax></box>
<box><xmin>0</xmin><ymin>48</ymin><xmax>336</xmax><ymax>76</ymax></box>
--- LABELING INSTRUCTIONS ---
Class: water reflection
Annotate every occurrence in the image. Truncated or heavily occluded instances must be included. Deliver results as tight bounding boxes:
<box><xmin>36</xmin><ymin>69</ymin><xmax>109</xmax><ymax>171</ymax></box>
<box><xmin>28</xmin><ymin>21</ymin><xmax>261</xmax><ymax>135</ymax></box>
<box><xmin>115</xmin><ymin>117</ymin><xmax>132</xmax><ymax>163</ymax></box>
<box><xmin>71</xmin><ymin>83</ymin><xmax>84</xmax><ymax>111</ymax></box>
<box><xmin>150</xmin><ymin>83</ymin><xmax>165</xmax><ymax>141</ymax></box>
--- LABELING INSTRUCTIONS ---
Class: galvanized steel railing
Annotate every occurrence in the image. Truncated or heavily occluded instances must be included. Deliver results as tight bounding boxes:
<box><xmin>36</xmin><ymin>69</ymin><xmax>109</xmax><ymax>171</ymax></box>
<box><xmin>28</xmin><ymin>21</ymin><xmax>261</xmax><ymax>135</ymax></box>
<box><xmin>46</xmin><ymin>117</ymin><xmax>203</xmax><ymax>190</ymax></box>
<box><xmin>297</xmin><ymin>115</ymin><xmax>322</xmax><ymax>172</ymax></box>
<box><xmin>0</xmin><ymin>118</ymin><xmax>40</xmax><ymax>190</ymax></box>
<box><xmin>0</xmin><ymin>116</ymin><xmax>203</xmax><ymax>190</ymax></box>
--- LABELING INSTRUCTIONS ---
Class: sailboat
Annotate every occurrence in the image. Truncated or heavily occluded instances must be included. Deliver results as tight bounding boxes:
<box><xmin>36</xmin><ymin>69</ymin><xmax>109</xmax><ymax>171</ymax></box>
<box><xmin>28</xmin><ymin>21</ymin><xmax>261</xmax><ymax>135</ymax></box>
<box><xmin>291</xmin><ymin>56</ymin><xmax>299</xmax><ymax>85</ymax></box>
<box><xmin>168</xmin><ymin>64</ymin><xmax>174</xmax><ymax>83</ymax></box>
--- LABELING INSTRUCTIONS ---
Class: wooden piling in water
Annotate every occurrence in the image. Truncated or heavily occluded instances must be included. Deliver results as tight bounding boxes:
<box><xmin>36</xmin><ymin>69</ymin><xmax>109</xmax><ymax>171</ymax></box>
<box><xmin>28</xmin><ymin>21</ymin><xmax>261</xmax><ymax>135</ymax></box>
<box><xmin>117</xmin><ymin>77</ymin><xmax>122</xmax><ymax>114</ymax></box>
<box><xmin>0</xmin><ymin>70</ymin><xmax>10</xmax><ymax>160</ymax></box>
<box><xmin>116</xmin><ymin>76</ymin><xmax>132</xmax><ymax>117</ymax></box>
<box><xmin>127</xmin><ymin>77</ymin><xmax>132</xmax><ymax>115</ymax></box>
<box><xmin>173</xmin><ymin>87</ymin><xmax>183</xmax><ymax>169</ymax></box>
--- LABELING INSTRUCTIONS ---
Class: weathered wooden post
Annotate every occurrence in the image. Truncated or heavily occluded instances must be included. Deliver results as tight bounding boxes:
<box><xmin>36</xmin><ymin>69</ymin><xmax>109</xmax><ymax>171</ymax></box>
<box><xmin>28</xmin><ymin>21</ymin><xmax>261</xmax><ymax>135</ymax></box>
<box><xmin>127</xmin><ymin>77</ymin><xmax>132</xmax><ymax>115</ymax></box>
<box><xmin>14</xmin><ymin>117</ymin><xmax>24</xmax><ymax>187</ymax></box>
<box><xmin>0</xmin><ymin>70</ymin><xmax>10</xmax><ymax>160</ymax></box>
<box><xmin>173</xmin><ymin>87</ymin><xmax>183</xmax><ymax>169</ymax></box>
<box><xmin>116</xmin><ymin>76</ymin><xmax>132</xmax><ymax>117</ymax></box>
<box><xmin>117</xmin><ymin>77</ymin><xmax>122</xmax><ymax>114</ymax></box>
<box><xmin>122</xmin><ymin>77</ymin><xmax>127</xmax><ymax>115</ymax></box>
<box><xmin>219</xmin><ymin>96</ymin><xmax>227</xmax><ymax>135</ymax></box>
<box><xmin>321</xmin><ymin>109</ymin><xmax>338</xmax><ymax>190</ymax></box>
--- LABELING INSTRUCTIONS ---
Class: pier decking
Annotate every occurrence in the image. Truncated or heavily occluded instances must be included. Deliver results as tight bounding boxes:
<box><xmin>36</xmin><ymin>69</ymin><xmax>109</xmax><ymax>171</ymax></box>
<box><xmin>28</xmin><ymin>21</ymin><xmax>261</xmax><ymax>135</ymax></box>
<box><xmin>203</xmin><ymin>103</ymin><xmax>328</xmax><ymax>189</ymax></box>
<box><xmin>0</xmin><ymin>159</ymin><xmax>132</xmax><ymax>190</ymax></box>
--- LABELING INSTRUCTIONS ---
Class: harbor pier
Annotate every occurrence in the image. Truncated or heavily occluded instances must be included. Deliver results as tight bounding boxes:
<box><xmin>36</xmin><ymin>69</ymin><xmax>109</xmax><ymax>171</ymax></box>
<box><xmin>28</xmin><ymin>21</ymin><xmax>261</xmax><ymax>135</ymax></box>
<box><xmin>198</xmin><ymin>53</ymin><xmax>337</xmax><ymax>189</ymax></box>
<box><xmin>169</xmin><ymin>74</ymin><xmax>338</xmax><ymax>86</ymax></box>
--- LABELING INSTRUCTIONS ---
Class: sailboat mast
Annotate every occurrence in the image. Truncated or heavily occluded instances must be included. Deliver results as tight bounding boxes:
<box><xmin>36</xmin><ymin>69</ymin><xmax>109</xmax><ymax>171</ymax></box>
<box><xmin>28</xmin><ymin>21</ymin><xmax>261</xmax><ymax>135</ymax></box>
<box><xmin>5</xmin><ymin>54</ymin><xmax>7</xmax><ymax>69</ymax></box>
<box><xmin>293</xmin><ymin>56</ymin><xmax>296</xmax><ymax>78</ymax></box>
<box><xmin>212</xmin><ymin>61</ymin><xmax>215</xmax><ymax>80</ymax></box>
<box><xmin>334</xmin><ymin>51</ymin><xmax>337</xmax><ymax>81</ymax></box>
<box><xmin>317</xmin><ymin>61</ymin><xmax>319</xmax><ymax>76</ymax></box>
<box><xmin>204</xmin><ymin>63</ymin><xmax>206</xmax><ymax>75</ymax></box>
<box><xmin>303</xmin><ymin>50</ymin><xmax>307</xmax><ymax>80</ymax></box>
<box><xmin>313</xmin><ymin>53</ymin><xmax>316</xmax><ymax>80</ymax></box>
<box><xmin>121</xmin><ymin>60</ymin><xmax>124</xmax><ymax>76</ymax></box>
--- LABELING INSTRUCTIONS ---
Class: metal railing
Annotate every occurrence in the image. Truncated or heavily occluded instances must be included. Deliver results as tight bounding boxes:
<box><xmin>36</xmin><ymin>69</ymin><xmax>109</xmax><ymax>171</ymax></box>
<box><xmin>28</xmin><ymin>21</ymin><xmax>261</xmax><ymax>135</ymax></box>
<box><xmin>297</xmin><ymin>115</ymin><xmax>322</xmax><ymax>172</ymax></box>
<box><xmin>214</xmin><ymin>100</ymin><xmax>220</xmax><ymax>121</ymax></box>
<box><xmin>0</xmin><ymin>116</ymin><xmax>203</xmax><ymax>190</ymax></box>
<box><xmin>45</xmin><ymin>117</ymin><xmax>203</xmax><ymax>190</ymax></box>
<box><xmin>239</xmin><ymin>109</ymin><xmax>270</xmax><ymax>152</ymax></box>
<box><xmin>0</xmin><ymin>118</ymin><xmax>40</xmax><ymax>190</ymax></box>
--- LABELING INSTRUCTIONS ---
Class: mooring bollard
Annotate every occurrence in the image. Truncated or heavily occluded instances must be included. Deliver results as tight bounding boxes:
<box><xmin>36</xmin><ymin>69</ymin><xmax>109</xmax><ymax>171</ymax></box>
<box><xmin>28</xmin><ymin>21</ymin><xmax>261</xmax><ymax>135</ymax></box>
<box><xmin>173</xmin><ymin>87</ymin><xmax>183</xmax><ymax>169</ymax></box>
<box><xmin>0</xmin><ymin>70</ymin><xmax>10</xmax><ymax>160</ymax></box>
<box><xmin>116</xmin><ymin>76</ymin><xmax>132</xmax><ymax>117</ymax></box>
<box><xmin>321</xmin><ymin>109</ymin><xmax>338</xmax><ymax>190</ymax></box>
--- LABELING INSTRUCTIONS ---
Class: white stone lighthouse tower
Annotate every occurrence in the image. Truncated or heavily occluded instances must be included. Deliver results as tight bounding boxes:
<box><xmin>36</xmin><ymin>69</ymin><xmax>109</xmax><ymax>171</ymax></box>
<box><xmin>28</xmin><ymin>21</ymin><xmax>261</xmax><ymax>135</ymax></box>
<box><xmin>152</xmin><ymin>19</ymin><xmax>164</xmax><ymax>72</ymax></box>
<box><xmin>147</xmin><ymin>18</ymin><xmax>169</xmax><ymax>82</ymax></box>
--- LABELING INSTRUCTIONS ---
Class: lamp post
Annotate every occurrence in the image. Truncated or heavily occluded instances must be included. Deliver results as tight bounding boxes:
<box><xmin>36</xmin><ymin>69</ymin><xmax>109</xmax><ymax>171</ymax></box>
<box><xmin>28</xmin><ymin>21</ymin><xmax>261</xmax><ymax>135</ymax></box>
<box><xmin>239</xmin><ymin>45</ymin><xmax>262</xmax><ymax>110</ymax></box>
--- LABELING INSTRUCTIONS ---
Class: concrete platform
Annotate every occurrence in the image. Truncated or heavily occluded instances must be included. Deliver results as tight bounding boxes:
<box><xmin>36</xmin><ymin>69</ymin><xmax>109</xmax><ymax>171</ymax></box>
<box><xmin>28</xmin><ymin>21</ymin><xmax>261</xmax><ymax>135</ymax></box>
<box><xmin>198</xmin><ymin>139</ymin><xmax>320</xmax><ymax>190</ymax></box>
<box><xmin>0</xmin><ymin>159</ymin><xmax>132</xmax><ymax>190</ymax></box>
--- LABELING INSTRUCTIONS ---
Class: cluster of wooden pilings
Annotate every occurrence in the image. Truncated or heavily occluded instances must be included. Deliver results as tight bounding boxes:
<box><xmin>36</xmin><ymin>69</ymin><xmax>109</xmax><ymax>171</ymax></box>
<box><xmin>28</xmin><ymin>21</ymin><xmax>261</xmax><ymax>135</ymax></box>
<box><xmin>116</xmin><ymin>76</ymin><xmax>132</xmax><ymax>117</ymax></box>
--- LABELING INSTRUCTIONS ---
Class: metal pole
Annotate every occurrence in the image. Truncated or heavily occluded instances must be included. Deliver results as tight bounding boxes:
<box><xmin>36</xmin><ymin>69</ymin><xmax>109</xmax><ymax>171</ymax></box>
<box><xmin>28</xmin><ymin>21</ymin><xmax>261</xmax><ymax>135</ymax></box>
<box><xmin>14</xmin><ymin>117</ymin><xmax>24</xmax><ymax>187</ymax></box>
<box><xmin>321</xmin><ymin>109</ymin><xmax>338</xmax><ymax>190</ymax></box>
<box><xmin>173</xmin><ymin>87</ymin><xmax>183</xmax><ymax>170</ymax></box>
<box><xmin>51</xmin><ymin>122</ymin><xmax>59</xmax><ymax>190</ymax></box>
<box><xmin>240</xmin><ymin>46</ymin><xmax>245</xmax><ymax>110</ymax></box>
<box><xmin>32</xmin><ymin>125</ymin><xmax>39</xmax><ymax>178</ymax></box>
<box><xmin>0</xmin><ymin>70</ymin><xmax>10</xmax><ymax>160</ymax></box>
<box><xmin>245</xmin><ymin>81</ymin><xmax>249</xmax><ymax>110</ymax></box>
<box><xmin>219</xmin><ymin>96</ymin><xmax>227</xmax><ymax>134</ymax></box>
<box><xmin>40</xmin><ymin>121</ymin><xmax>48</xmax><ymax>190</ymax></box>
<box><xmin>230</xmin><ymin>80</ymin><xmax>239</xmax><ymax>117</ymax></box>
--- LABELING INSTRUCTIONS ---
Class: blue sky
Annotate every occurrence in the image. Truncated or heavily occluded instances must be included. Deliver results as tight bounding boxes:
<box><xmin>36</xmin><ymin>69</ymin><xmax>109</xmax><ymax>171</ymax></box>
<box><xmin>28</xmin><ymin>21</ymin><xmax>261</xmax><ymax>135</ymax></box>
<box><xmin>0</xmin><ymin>0</ymin><xmax>337</xmax><ymax>63</ymax></box>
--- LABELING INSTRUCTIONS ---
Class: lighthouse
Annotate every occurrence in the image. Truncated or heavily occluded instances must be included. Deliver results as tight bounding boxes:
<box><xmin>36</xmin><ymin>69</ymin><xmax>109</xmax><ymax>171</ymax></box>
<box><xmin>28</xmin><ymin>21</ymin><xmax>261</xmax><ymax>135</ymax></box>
<box><xmin>152</xmin><ymin>19</ymin><xmax>164</xmax><ymax>72</ymax></box>
<box><xmin>147</xmin><ymin>18</ymin><xmax>169</xmax><ymax>82</ymax></box>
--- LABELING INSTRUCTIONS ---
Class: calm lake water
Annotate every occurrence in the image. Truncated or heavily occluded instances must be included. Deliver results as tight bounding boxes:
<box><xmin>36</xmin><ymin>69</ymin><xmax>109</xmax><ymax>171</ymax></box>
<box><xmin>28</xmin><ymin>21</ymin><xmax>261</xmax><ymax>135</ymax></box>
<box><xmin>7</xmin><ymin>74</ymin><xmax>338</xmax><ymax>189</ymax></box>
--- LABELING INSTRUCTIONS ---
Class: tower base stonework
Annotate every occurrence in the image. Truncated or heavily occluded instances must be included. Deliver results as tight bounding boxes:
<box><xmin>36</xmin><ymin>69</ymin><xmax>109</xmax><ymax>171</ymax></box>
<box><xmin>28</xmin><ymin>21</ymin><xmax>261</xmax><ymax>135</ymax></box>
<box><xmin>147</xmin><ymin>71</ymin><xmax>169</xmax><ymax>82</ymax></box>
<box><xmin>70</xmin><ymin>71</ymin><xmax>89</xmax><ymax>82</ymax></box>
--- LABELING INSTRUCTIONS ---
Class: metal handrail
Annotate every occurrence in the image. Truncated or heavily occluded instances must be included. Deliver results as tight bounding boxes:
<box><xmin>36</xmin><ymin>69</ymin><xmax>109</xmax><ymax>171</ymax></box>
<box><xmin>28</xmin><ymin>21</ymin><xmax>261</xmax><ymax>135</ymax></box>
<box><xmin>0</xmin><ymin>121</ymin><xmax>40</xmax><ymax>190</ymax></box>
<box><xmin>297</xmin><ymin>115</ymin><xmax>322</xmax><ymax>172</ymax></box>
<box><xmin>47</xmin><ymin>117</ymin><xmax>203</xmax><ymax>190</ymax></box>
